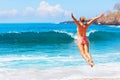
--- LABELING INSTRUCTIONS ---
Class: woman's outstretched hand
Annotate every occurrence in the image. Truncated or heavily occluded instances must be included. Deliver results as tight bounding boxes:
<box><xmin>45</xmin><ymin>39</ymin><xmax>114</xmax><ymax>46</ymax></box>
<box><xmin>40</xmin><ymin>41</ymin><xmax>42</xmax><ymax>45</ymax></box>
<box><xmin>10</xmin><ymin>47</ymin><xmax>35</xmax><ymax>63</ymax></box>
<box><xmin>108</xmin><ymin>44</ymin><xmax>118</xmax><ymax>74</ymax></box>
<box><xmin>71</xmin><ymin>13</ymin><xmax>74</xmax><ymax>17</ymax></box>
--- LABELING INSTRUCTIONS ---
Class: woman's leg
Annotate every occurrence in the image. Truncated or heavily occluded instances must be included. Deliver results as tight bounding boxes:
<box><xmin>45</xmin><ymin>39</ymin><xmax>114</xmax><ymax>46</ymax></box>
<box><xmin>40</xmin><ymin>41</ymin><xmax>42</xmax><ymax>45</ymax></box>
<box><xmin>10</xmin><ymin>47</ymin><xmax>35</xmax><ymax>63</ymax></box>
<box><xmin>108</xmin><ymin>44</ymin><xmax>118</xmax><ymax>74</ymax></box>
<box><xmin>84</xmin><ymin>42</ymin><xmax>94</xmax><ymax>67</ymax></box>
<box><xmin>77</xmin><ymin>43</ymin><xmax>89</xmax><ymax>63</ymax></box>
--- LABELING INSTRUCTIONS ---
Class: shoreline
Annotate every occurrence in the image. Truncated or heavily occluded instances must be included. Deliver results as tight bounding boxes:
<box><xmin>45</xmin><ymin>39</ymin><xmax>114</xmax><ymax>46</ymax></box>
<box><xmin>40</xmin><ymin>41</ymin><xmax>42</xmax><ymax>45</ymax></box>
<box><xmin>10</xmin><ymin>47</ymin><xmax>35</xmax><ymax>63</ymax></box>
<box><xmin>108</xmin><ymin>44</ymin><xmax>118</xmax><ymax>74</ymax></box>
<box><xmin>59</xmin><ymin>21</ymin><xmax>120</xmax><ymax>26</ymax></box>
<box><xmin>0</xmin><ymin>63</ymin><xmax>120</xmax><ymax>80</ymax></box>
<box><xmin>82</xmin><ymin>78</ymin><xmax>120</xmax><ymax>80</ymax></box>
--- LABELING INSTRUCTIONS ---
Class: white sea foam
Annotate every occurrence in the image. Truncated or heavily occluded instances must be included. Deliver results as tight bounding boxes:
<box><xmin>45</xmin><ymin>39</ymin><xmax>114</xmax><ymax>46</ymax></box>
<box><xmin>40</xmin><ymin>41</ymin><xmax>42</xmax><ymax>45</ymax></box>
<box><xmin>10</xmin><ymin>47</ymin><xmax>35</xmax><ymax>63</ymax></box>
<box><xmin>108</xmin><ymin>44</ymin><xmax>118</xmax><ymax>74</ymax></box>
<box><xmin>0</xmin><ymin>63</ymin><xmax>120</xmax><ymax>80</ymax></box>
<box><xmin>0</xmin><ymin>52</ymin><xmax>119</xmax><ymax>64</ymax></box>
<box><xmin>0</xmin><ymin>55</ymin><xmax>83</xmax><ymax>68</ymax></box>
<box><xmin>7</xmin><ymin>31</ymin><xmax>20</xmax><ymax>33</ymax></box>
<box><xmin>0</xmin><ymin>55</ymin><xmax>81</xmax><ymax>62</ymax></box>
<box><xmin>87</xmin><ymin>30</ymin><xmax>97</xmax><ymax>37</ymax></box>
<box><xmin>53</xmin><ymin>30</ymin><xmax>97</xmax><ymax>40</ymax></box>
<box><xmin>53</xmin><ymin>30</ymin><xmax>76</xmax><ymax>39</ymax></box>
<box><xmin>52</xmin><ymin>30</ymin><xmax>101</xmax><ymax>40</ymax></box>
<box><xmin>109</xmin><ymin>25</ymin><xmax>120</xmax><ymax>28</ymax></box>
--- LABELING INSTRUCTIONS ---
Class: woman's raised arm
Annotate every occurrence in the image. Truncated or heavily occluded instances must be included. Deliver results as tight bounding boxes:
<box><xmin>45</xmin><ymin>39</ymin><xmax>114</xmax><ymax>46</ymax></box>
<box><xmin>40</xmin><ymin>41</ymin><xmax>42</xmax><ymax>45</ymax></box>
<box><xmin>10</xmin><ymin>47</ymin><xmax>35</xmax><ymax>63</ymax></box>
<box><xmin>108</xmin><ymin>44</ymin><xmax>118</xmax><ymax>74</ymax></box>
<box><xmin>71</xmin><ymin>13</ymin><xmax>79</xmax><ymax>26</ymax></box>
<box><xmin>87</xmin><ymin>13</ymin><xmax>104</xmax><ymax>26</ymax></box>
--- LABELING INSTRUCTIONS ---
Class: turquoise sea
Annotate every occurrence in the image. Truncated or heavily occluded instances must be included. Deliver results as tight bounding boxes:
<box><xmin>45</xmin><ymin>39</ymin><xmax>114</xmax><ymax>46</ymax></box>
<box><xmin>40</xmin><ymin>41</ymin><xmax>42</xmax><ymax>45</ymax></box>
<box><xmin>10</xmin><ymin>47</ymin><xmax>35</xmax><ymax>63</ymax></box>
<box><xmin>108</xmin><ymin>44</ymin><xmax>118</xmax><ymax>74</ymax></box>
<box><xmin>0</xmin><ymin>23</ymin><xmax>120</xmax><ymax>69</ymax></box>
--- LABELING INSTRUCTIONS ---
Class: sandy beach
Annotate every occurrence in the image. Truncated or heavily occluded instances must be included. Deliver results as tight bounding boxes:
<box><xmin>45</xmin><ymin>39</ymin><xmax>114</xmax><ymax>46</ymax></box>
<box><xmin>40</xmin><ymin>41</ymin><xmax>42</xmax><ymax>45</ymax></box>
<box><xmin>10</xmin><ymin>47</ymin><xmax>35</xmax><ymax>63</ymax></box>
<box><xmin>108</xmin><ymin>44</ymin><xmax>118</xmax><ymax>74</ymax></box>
<box><xmin>0</xmin><ymin>63</ymin><xmax>119</xmax><ymax>80</ymax></box>
<box><xmin>82</xmin><ymin>78</ymin><xmax>120</xmax><ymax>80</ymax></box>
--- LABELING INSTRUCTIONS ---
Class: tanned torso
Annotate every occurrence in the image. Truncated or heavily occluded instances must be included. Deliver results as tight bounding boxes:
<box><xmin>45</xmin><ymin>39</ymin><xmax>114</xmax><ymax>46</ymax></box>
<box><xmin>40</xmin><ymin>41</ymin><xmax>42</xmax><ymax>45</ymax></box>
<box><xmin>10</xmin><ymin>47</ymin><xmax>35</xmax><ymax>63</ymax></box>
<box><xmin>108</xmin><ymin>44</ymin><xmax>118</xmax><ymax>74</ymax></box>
<box><xmin>77</xmin><ymin>22</ymin><xmax>88</xmax><ymax>38</ymax></box>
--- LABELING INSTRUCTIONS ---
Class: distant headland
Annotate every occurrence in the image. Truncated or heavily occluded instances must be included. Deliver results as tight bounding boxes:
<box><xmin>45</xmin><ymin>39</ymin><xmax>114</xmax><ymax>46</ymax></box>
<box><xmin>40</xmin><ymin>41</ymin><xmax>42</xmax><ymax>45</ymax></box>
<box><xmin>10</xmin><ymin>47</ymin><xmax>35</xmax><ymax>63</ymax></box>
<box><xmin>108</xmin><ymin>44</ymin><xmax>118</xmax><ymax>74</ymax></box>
<box><xmin>60</xmin><ymin>10</ymin><xmax>120</xmax><ymax>25</ymax></box>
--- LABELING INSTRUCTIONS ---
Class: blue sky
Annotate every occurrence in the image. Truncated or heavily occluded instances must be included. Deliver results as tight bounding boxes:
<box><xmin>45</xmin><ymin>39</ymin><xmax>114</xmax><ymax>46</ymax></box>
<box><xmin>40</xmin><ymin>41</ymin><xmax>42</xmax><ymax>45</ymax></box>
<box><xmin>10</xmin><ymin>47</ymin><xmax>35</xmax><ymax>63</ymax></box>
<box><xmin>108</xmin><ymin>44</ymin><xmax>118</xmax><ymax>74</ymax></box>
<box><xmin>0</xmin><ymin>0</ymin><xmax>119</xmax><ymax>23</ymax></box>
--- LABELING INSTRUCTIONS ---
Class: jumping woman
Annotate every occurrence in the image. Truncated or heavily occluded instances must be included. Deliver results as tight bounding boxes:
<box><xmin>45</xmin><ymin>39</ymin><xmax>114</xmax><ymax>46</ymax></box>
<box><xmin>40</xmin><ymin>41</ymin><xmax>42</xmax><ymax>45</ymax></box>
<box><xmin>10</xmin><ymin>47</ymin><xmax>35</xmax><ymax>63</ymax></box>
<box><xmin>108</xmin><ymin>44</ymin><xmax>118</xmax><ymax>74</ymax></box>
<box><xmin>71</xmin><ymin>13</ymin><xmax>104</xmax><ymax>67</ymax></box>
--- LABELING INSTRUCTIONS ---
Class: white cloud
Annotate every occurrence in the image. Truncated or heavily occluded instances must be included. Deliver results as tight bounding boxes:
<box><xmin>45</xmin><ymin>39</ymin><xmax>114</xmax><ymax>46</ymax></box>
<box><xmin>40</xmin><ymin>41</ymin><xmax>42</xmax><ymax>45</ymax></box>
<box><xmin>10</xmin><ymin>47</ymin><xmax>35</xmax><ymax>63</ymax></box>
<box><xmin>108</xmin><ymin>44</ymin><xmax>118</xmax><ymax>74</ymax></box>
<box><xmin>0</xmin><ymin>9</ymin><xmax>17</xmax><ymax>16</ymax></box>
<box><xmin>36</xmin><ymin>1</ymin><xmax>70</xmax><ymax>17</ymax></box>
<box><xmin>0</xmin><ymin>1</ymin><xmax>71</xmax><ymax>22</ymax></box>
<box><xmin>0</xmin><ymin>1</ymin><xmax>70</xmax><ymax>18</ymax></box>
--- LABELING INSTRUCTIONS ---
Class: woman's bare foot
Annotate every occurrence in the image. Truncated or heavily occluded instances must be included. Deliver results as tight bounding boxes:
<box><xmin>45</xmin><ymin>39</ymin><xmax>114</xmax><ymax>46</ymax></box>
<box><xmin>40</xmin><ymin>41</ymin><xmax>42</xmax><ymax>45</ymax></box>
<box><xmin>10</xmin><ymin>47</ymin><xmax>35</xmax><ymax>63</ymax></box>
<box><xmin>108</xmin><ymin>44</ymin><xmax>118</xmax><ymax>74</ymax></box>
<box><xmin>90</xmin><ymin>61</ymin><xmax>94</xmax><ymax>67</ymax></box>
<box><xmin>87</xmin><ymin>60</ymin><xmax>94</xmax><ymax>67</ymax></box>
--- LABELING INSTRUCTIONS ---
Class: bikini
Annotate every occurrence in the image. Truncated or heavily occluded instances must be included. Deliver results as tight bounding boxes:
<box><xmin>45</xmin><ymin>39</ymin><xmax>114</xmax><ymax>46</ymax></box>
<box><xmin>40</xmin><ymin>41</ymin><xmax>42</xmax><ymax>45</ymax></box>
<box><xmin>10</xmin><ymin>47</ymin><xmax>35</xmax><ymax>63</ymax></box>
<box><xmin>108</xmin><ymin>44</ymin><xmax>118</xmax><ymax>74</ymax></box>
<box><xmin>77</xmin><ymin>37</ymin><xmax>88</xmax><ymax>44</ymax></box>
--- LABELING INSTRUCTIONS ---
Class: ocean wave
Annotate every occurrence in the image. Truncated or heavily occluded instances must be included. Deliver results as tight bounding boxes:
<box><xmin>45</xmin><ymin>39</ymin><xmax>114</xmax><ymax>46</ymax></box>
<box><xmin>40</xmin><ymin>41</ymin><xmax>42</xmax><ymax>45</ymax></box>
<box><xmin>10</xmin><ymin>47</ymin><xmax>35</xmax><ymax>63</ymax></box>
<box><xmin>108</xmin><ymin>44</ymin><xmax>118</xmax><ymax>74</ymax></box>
<box><xmin>0</xmin><ymin>31</ymin><xmax>74</xmax><ymax>44</ymax></box>
<box><xmin>88</xmin><ymin>30</ymin><xmax>120</xmax><ymax>41</ymax></box>
<box><xmin>0</xmin><ymin>30</ymin><xmax>119</xmax><ymax>44</ymax></box>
